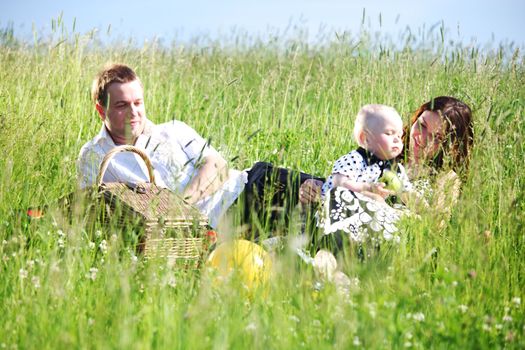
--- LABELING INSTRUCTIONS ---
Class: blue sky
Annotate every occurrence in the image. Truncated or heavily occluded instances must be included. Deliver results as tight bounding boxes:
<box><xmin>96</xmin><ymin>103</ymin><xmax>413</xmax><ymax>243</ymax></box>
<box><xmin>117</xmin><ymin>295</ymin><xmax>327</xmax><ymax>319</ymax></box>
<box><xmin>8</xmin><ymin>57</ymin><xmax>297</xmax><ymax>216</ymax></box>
<box><xmin>2</xmin><ymin>0</ymin><xmax>524</xmax><ymax>47</ymax></box>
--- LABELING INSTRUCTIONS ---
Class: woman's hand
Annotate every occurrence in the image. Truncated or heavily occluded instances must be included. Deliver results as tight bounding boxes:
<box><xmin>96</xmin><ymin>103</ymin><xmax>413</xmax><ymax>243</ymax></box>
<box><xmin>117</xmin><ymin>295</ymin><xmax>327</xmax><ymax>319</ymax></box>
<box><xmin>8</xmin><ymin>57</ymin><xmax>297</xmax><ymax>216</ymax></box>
<box><xmin>299</xmin><ymin>179</ymin><xmax>324</xmax><ymax>204</ymax></box>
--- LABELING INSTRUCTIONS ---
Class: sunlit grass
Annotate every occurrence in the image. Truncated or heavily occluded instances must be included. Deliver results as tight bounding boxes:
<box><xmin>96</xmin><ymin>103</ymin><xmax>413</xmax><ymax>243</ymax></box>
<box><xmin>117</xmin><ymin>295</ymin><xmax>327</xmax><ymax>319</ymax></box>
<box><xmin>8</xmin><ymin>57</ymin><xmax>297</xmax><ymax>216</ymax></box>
<box><xmin>0</xmin><ymin>20</ymin><xmax>524</xmax><ymax>349</ymax></box>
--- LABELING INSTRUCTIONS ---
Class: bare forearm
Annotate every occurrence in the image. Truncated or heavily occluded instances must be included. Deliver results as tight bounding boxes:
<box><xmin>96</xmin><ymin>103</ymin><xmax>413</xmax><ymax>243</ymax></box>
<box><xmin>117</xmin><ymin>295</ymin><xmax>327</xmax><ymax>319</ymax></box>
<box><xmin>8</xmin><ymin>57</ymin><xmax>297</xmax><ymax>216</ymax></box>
<box><xmin>183</xmin><ymin>155</ymin><xmax>229</xmax><ymax>203</ymax></box>
<box><xmin>332</xmin><ymin>174</ymin><xmax>371</xmax><ymax>193</ymax></box>
<box><xmin>332</xmin><ymin>173</ymin><xmax>392</xmax><ymax>200</ymax></box>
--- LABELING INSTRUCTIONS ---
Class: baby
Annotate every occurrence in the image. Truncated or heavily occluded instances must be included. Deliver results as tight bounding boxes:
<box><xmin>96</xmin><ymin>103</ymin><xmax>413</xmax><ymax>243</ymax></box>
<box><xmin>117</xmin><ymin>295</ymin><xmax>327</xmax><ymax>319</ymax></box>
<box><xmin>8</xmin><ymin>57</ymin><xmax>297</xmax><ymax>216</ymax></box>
<box><xmin>322</xmin><ymin>104</ymin><xmax>412</xmax><ymax>200</ymax></box>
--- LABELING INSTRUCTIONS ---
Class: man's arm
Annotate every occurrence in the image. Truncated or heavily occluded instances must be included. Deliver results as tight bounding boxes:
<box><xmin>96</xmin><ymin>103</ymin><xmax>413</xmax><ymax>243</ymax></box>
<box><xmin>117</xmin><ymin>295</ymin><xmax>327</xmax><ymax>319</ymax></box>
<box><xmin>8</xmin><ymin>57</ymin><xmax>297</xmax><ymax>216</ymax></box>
<box><xmin>182</xmin><ymin>152</ymin><xmax>229</xmax><ymax>204</ymax></box>
<box><xmin>77</xmin><ymin>144</ymin><xmax>101</xmax><ymax>189</ymax></box>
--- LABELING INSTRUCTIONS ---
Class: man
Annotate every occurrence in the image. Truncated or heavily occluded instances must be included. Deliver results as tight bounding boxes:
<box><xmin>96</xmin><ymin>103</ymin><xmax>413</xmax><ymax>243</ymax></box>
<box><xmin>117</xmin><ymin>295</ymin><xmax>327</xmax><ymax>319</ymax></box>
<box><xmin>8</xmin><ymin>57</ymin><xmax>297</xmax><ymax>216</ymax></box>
<box><xmin>78</xmin><ymin>63</ymin><xmax>319</xmax><ymax>231</ymax></box>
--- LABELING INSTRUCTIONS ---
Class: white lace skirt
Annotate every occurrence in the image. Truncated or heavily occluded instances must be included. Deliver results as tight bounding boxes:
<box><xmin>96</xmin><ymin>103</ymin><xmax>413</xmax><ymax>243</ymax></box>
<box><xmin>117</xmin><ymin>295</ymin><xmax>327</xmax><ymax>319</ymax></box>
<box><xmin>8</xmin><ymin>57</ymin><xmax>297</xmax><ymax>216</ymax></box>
<box><xmin>318</xmin><ymin>187</ymin><xmax>405</xmax><ymax>245</ymax></box>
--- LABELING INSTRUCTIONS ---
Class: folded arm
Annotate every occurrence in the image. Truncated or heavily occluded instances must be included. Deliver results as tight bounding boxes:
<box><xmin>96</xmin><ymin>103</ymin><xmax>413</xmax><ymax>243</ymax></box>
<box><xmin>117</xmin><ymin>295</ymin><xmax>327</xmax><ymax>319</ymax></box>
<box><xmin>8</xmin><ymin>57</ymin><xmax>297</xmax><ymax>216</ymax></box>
<box><xmin>182</xmin><ymin>152</ymin><xmax>229</xmax><ymax>204</ymax></box>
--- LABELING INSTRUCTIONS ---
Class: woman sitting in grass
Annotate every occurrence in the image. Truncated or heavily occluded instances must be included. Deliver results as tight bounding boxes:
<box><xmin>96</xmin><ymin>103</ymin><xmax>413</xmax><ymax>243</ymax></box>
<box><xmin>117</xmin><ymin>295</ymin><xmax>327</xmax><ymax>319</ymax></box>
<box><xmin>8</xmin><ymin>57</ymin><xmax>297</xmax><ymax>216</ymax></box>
<box><xmin>300</xmin><ymin>96</ymin><xmax>474</xmax><ymax>257</ymax></box>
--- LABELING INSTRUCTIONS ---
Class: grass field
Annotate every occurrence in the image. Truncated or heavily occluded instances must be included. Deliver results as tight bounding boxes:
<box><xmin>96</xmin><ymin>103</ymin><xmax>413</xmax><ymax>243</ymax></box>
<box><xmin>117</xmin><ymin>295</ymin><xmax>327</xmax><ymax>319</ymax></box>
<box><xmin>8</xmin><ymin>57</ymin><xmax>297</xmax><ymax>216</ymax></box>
<box><xmin>0</xmin><ymin>20</ymin><xmax>524</xmax><ymax>349</ymax></box>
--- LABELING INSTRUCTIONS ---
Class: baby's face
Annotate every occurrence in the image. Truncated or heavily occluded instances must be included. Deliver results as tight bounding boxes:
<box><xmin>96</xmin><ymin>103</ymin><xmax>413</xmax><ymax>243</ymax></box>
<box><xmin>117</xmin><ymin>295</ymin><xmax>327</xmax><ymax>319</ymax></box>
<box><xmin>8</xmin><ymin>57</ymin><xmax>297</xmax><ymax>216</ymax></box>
<box><xmin>364</xmin><ymin>115</ymin><xmax>404</xmax><ymax>160</ymax></box>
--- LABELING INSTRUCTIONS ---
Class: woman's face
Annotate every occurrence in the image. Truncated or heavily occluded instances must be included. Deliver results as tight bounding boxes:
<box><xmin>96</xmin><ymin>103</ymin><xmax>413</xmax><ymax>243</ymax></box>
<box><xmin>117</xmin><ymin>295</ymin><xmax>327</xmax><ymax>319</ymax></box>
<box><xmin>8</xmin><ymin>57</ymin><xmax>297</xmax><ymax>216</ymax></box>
<box><xmin>409</xmin><ymin>110</ymin><xmax>447</xmax><ymax>163</ymax></box>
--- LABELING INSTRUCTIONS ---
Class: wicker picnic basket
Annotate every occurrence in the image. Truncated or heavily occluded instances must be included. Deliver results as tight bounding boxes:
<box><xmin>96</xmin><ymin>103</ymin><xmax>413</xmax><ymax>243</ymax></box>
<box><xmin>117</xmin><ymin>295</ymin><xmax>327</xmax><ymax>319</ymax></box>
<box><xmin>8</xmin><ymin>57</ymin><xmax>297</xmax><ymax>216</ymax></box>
<box><xmin>95</xmin><ymin>145</ymin><xmax>210</xmax><ymax>267</ymax></box>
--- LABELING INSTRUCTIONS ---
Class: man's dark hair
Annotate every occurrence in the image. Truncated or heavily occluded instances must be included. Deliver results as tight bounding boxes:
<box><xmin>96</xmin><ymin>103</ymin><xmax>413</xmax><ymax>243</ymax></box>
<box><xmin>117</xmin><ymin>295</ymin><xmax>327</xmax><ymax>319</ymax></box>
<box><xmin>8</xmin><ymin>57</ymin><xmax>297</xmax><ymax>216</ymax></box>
<box><xmin>91</xmin><ymin>64</ymin><xmax>140</xmax><ymax>107</ymax></box>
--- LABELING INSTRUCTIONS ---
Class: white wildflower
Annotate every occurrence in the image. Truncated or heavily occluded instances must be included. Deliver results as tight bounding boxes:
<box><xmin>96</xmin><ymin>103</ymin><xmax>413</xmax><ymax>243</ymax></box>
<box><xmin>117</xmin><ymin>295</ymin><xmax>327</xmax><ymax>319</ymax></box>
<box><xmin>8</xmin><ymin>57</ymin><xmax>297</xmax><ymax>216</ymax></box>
<box><xmin>27</xmin><ymin>260</ymin><xmax>35</xmax><ymax>268</ymax></box>
<box><xmin>88</xmin><ymin>242</ymin><xmax>96</xmax><ymax>250</ymax></box>
<box><xmin>289</xmin><ymin>315</ymin><xmax>300</xmax><ymax>323</ymax></box>
<box><xmin>31</xmin><ymin>276</ymin><xmax>40</xmax><ymax>289</ymax></box>
<box><xmin>412</xmin><ymin>312</ymin><xmax>425</xmax><ymax>322</ymax></box>
<box><xmin>503</xmin><ymin>315</ymin><xmax>513</xmax><ymax>323</ymax></box>
<box><xmin>353</xmin><ymin>336</ymin><xmax>361</xmax><ymax>346</ymax></box>
<box><xmin>384</xmin><ymin>301</ymin><xmax>396</xmax><ymax>309</ymax></box>
<box><xmin>405</xmin><ymin>332</ymin><xmax>413</xmax><ymax>340</ymax></box>
<box><xmin>495</xmin><ymin>324</ymin><xmax>503</xmax><ymax>330</ymax></box>
<box><xmin>511</xmin><ymin>297</ymin><xmax>521</xmax><ymax>307</ymax></box>
<box><xmin>19</xmin><ymin>268</ymin><xmax>28</xmax><ymax>279</ymax></box>
<box><xmin>451</xmin><ymin>281</ymin><xmax>458</xmax><ymax>287</ymax></box>
<box><xmin>110</xmin><ymin>234</ymin><xmax>118</xmax><ymax>242</ymax></box>
<box><xmin>57</xmin><ymin>238</ymin><xmax>65</xmax><ymax>248</ymax></box>
<box><xmin>167</xmin><ymin>277</ymin><xmax>176</xmax><ymax>288</ymax></box>
<box><xmin>95</xmin><ymin>230</ymin><xmax>102</xmax><ymax>238</ymax></box>
<box><xmin>57</xmin><ymin>229</ymin><xmax>65</xmax><ymax>237</ymax></box>
<box><xmin>86</xmin><ymin>267</ymin><xmax>98</xmax><ymax>281</ymax></box>
<box><xmin>245</xmin><ymin>322</ymin><xmax>257</xmax><ymax>332</ymax></box>
<box><xmin>482</xmin><ymin>323</ymin><xmax>491</xmax><ymax>332</ymax></box>
<box><xmin>88</xmin><ymin>318</ymin><xmax>95</xmax><ymax>326</ymax></box>
<box><xmin>458</xmin><ymin>304</ymin><xmax>468</xmax><ymax>313</ymax></box>
<box><xmin>404</xmin><ymin>342</ymin><xmax>412</xmax><ymax>348</ymax></box>
<box><xmin>99</xmin><ymin>240</ymin><xmax>108</xmax><ymax>254</ymax></box>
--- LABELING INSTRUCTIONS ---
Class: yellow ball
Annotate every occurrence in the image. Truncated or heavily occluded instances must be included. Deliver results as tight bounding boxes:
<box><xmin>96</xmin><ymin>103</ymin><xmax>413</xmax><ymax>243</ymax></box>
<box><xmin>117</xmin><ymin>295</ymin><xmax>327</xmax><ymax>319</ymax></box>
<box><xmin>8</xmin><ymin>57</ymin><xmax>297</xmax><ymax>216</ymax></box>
<box><xmin>206</xmin><ymin>239</ymin><xmax>272</xmax><ymax>292</ymax></box>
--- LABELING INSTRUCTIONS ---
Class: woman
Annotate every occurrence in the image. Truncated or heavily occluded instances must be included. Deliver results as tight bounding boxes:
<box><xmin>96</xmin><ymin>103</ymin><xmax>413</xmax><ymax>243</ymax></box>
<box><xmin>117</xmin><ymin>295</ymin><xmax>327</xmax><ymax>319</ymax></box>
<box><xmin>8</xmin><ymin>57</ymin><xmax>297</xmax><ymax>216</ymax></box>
<box><xmin>300</xmin><ymin>96</ymin><xmax>474</xmax><ymax>255</ymax></box>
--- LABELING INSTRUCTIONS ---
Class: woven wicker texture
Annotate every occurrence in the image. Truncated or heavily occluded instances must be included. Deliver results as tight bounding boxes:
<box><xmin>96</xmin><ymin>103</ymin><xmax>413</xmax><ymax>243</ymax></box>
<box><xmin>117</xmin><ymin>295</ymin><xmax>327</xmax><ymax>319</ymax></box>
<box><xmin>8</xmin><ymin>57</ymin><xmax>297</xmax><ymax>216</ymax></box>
<box><xmin>96</xmin><ymin>145</ymin><xmax>209</xmax><ymax>265</ymax></box>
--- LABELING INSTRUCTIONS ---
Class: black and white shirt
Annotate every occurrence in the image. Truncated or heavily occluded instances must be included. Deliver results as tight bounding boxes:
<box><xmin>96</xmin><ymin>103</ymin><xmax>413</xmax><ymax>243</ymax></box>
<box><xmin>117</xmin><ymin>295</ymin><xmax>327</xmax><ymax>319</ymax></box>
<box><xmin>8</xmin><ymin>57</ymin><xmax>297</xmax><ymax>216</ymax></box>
<box><xmin>322</xmin><ymin>147</ymin><xmax>412</xmax><ymax>196</ymax></box>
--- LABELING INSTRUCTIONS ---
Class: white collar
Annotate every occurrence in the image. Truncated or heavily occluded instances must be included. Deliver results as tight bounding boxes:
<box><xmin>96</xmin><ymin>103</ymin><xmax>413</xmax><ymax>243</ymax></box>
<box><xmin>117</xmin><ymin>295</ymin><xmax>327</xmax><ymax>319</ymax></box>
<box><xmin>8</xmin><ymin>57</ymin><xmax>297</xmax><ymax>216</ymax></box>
<box><xmin>92</xmin><ymin>119</ymin><xmax>155</xmax><ymax>147</ymax></box>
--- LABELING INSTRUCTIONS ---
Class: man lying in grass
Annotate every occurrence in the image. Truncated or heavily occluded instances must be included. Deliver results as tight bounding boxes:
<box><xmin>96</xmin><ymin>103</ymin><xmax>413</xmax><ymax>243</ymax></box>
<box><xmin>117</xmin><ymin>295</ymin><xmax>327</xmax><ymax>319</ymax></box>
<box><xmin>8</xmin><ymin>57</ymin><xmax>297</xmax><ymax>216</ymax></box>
<box><xmin>78</xmin><ymin>63</ymin><xmax>321</xmax><ymax>234</ymax></box>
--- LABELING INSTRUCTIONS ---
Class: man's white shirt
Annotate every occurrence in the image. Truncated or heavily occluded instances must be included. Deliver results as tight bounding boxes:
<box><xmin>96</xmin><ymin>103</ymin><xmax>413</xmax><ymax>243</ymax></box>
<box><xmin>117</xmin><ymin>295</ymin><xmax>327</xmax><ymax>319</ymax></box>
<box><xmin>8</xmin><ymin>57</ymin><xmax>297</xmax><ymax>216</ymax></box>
<box><xmin>77</xmin><ymin>119</ymin><xmax>248</xmax><ymax>228</ymax></box>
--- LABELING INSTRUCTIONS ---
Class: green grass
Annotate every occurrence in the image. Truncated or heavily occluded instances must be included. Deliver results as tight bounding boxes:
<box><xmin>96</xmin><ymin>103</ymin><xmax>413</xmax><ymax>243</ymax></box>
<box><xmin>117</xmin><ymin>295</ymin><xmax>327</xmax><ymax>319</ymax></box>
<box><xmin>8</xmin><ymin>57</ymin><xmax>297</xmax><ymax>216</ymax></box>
<box><xmin>0</xmin><ymin>20</ymin><xmax>524</xmax><ymax>349</ymax></box>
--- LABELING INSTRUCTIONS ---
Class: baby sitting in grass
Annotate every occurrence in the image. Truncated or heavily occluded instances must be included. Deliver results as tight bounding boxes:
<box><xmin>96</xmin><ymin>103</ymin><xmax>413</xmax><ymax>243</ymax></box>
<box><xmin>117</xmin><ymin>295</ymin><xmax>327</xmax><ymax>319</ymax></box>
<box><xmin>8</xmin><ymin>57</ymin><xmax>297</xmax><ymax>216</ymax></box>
<box><xmin>318</xmin><ymin>104</ymin><xmax>425</xmax><ymax>256</ymax></box>
<box><xmin>322</xmin><ymin>104</ymin><xmax>412</xmax><ymax>201</ymax></box>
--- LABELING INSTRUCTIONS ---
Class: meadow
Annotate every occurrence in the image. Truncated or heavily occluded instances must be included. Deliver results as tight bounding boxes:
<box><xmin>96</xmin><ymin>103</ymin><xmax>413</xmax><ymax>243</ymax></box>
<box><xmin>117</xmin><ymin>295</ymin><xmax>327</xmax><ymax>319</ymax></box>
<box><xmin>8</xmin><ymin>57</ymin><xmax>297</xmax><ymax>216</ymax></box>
<box><xmin>0</xmin><ymin>19</ymin><xmax>524</xmax><ymax>349</ymax></box>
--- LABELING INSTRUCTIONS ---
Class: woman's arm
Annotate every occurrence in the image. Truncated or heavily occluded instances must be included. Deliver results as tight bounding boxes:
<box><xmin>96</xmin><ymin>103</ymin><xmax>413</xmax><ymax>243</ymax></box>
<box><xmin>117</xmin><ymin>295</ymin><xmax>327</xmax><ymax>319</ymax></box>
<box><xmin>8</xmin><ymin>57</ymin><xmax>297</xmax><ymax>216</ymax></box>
<box><xmin>432</xmin><ymin>170</ymin><xmax>461</xmax><ymax>228</ymax></box>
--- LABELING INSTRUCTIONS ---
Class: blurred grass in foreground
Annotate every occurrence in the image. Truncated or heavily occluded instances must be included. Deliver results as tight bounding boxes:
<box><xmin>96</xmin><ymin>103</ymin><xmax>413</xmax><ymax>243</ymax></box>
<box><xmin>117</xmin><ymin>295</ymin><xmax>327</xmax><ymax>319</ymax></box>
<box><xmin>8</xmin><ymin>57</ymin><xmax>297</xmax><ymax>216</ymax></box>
<box><xmin>0</xmin><ymin>19</ymin><xmax>524</xmax><ymax>349</ymax></box>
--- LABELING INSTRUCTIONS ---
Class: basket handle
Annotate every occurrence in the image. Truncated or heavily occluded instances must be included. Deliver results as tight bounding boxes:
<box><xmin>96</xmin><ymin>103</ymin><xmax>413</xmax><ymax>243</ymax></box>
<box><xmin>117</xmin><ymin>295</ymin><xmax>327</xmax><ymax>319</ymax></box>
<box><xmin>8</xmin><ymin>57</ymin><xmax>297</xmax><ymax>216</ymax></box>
<box><xmin>97</xmin><ymin>145</ymin><xmax>156</xmax><ymax>186</ymax></box>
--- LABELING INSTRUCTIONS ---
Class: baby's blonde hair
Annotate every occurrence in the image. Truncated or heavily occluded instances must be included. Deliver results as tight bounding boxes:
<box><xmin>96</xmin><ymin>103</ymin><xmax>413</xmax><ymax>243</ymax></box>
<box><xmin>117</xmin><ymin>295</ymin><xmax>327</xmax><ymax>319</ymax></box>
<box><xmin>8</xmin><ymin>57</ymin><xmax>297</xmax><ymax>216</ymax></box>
<box><xmin>353</xmin><ymin>104</ymin><xmax>402</xmax><ymax>147</ymax></box>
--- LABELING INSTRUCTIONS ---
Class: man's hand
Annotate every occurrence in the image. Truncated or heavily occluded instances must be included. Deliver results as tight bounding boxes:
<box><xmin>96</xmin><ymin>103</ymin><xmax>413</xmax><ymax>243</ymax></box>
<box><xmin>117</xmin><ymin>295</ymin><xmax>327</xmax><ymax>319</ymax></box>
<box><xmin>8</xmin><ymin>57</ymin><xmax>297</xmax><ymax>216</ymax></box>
<box><xmin>182</xmin><ymin>152</ymin><xmax>229</xmax><ymax>204</ymax></box>
<box><xmin>299</xmin><ymin>179</ymin><xmax>324</xmax><ymax>204</ymax></box>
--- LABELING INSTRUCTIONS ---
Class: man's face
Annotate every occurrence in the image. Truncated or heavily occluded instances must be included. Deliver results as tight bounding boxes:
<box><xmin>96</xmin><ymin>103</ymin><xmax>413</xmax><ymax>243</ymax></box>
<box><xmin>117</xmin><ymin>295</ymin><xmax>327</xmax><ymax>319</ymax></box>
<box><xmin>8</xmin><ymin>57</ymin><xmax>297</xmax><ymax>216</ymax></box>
<box><xmin>96</xmin><ymin>79</ymin><xmax>146</xmax><ymax>145</ymax></box>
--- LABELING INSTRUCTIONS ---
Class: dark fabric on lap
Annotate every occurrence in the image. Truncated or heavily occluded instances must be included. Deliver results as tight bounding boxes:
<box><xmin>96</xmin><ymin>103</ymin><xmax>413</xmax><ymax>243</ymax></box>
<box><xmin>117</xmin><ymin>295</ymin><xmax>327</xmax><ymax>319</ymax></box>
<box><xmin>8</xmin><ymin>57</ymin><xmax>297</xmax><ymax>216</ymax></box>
<box><xmin>240</xmin><ymin>161</ymin><xmax>323</xmax><ymax>237</ymax></box>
